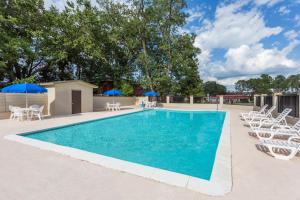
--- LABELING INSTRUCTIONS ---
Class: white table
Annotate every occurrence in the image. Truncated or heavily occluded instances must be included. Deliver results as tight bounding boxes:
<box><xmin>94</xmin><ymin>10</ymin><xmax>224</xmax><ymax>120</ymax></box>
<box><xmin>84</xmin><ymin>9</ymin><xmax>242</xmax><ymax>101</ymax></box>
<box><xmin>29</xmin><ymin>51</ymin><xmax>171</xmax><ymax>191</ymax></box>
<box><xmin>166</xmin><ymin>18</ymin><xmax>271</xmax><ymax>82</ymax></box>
<box><xmin>17</xmin><ymin>108</ymin><xmax>35</xmax><ymax>120</ymax></box>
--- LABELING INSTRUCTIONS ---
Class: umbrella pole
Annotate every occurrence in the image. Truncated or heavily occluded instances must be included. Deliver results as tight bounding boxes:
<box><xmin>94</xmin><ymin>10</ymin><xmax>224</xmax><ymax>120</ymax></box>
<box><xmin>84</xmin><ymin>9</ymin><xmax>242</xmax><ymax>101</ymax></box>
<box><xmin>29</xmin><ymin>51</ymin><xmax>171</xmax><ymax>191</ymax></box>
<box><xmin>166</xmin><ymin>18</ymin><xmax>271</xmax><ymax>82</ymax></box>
<box><xmin>26</xmin><ymin>91</ymin><xmax>28</xmax><ymax>108</ymax></box>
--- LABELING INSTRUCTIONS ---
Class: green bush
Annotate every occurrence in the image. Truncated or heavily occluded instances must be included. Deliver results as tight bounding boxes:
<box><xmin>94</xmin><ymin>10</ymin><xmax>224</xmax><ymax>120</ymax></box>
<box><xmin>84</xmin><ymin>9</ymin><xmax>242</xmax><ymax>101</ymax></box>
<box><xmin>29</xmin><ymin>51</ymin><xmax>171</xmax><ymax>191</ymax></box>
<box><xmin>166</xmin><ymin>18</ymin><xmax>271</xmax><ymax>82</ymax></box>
<box><xmin>121</xmin><ymin>83</ymin><xmax>134</xmax><ymax>96</ymax></box>
<box><xmin>12</xmin><ymin>76</ymin><xmax>36</xmax><ymax>84</ymax></box>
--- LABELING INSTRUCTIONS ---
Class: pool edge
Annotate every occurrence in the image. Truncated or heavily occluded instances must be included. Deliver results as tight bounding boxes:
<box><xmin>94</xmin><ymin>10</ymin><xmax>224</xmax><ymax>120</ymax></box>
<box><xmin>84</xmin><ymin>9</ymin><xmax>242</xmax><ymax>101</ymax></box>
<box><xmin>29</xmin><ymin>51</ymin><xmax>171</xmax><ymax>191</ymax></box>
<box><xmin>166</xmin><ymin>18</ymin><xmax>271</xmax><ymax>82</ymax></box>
<box><xmin>4</xmin><ymin>109</ymin><xmax>232</xmax><ymax>196</ymax></box>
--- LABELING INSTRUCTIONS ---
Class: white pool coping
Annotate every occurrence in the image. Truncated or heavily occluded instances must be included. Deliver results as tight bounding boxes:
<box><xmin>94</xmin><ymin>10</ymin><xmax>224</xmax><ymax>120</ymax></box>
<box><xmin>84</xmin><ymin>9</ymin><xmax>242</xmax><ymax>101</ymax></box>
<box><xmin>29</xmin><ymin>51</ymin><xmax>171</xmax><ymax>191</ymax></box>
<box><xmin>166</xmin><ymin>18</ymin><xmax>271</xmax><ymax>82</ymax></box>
<box><xmin>4</xmin><ymin>109</ymin><xmax>231</xmax><ymax>196</ymax></box>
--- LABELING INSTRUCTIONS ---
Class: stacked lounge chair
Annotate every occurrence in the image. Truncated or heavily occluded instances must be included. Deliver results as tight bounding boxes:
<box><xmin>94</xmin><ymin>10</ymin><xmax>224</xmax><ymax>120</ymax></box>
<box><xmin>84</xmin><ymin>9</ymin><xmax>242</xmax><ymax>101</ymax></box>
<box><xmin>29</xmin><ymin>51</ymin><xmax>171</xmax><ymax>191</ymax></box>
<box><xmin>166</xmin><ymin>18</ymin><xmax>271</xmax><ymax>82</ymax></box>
<box><xmin>248</xmin><ymin>108</ymin><xmax>292</xmax><ymax>129</ymax></box>
<box><xmin>241</xmin><ymin>106</ymin><xmax>300</xmax><ymax>160</ymax></box>
<box><xmin>251</xmin><ymin>119</ymin><xmax>300</xmax><ymax>140</ymax></box>
<box><xmin>240</xmin><ymin>104</ymin><xmax>268</xmax><ymax>120</ymax></box>
<box><xmin>244</xmin><ymin>105</ymin><xmax>276</xmax><ymax>124</ymax></box>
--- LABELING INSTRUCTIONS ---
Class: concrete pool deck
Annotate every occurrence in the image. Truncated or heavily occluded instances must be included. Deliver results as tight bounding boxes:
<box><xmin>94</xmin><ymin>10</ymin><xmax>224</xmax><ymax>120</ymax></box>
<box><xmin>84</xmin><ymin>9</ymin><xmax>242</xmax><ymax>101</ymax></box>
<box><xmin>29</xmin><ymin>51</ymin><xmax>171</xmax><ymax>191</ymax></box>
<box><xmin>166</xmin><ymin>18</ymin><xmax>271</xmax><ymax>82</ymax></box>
<box><xmin>1</xmin><ymin>106</ymin><xmax>300</xmax><ymax>200</ymax></box>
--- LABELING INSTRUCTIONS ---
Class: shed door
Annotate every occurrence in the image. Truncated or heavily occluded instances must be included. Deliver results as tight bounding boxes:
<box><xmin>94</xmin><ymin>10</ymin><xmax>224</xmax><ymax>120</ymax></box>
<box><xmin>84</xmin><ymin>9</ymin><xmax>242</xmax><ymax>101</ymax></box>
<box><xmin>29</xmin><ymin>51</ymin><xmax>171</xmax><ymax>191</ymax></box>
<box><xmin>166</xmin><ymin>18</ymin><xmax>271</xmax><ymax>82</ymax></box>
<box><xmin>72</xmin><ymin>90</ymin><xmax>81</xmax><ymax>114</ymax></box>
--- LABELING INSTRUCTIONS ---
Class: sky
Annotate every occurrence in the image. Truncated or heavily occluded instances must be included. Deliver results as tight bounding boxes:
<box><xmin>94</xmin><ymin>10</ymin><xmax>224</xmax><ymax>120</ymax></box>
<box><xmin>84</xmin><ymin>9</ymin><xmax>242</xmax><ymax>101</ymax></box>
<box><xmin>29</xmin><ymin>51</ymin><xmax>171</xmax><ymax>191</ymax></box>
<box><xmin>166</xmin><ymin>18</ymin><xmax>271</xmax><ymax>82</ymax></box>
<box><xmin>45</xmin><ymin>0</ymin><xmax>300</xmax><ymax>90</ymax></box>
<box><xmin>183</xmin><ymin>0</ymin><xmax>300</xmax><ymax>90</ymax></box>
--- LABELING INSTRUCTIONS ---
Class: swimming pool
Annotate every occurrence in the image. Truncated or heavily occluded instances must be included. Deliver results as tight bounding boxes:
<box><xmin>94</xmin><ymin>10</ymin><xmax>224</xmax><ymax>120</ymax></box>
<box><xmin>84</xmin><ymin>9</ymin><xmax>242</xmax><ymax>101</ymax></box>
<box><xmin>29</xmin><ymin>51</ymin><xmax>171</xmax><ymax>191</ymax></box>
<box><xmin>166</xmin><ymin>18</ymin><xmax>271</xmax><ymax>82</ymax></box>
<box><xmin>23</xmin><ymin>109</ymin><xmax>225</xmax><ymax>180</ymax></box>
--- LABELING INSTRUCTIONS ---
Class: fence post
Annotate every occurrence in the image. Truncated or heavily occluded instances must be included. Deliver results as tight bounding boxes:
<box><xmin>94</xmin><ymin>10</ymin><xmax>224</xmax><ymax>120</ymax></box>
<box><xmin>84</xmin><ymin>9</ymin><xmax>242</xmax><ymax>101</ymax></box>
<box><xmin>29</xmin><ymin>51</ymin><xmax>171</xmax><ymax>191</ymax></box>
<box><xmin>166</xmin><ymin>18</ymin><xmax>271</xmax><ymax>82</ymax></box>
<box><xmin>275</xmin><ymin>93</ymin><xmax>282</xmax><ymax>115</ymax></box>
<box><xmin>298</xmin><ymin>92</ymin><xmax>300</xmax><ymax>118</ymax></box>
<box><xmin>260</xmin><ymin>94</ymin><xmax>265</xmax><ymax>107</ymax></box>
<box><xmin>219</xmin><ymin>95</ymin><xmax>223</xmax><ymax>109</ymax></box>
<box><xmin>166</xmin><ymin>96</ymin><xmax>170</xmax><ymax>104</ymax></box>
<box><xmin>253</xmin><ymin>94</ymin><xmax>257</xmax><ymax>107</ymax></box>
<box><xmin>272</xmin><ymin>93</ymin><xmax>279</xmax><ymax>113</ymax></box>
<box><xmin>190</xmin><ymin>95</ymin><xmax>193</xmax><ymax>104</ymax></box>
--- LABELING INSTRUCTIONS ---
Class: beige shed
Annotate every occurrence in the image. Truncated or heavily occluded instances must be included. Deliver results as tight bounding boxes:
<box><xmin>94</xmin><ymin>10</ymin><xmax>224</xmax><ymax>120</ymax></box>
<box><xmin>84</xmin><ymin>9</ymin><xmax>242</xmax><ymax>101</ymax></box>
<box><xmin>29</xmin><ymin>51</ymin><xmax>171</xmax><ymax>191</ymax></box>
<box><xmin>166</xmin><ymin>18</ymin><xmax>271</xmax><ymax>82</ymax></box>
<box><xmin>40</xmin><ymin>80</ymin><xmax>97</xmax><ymax>116</ymax></box>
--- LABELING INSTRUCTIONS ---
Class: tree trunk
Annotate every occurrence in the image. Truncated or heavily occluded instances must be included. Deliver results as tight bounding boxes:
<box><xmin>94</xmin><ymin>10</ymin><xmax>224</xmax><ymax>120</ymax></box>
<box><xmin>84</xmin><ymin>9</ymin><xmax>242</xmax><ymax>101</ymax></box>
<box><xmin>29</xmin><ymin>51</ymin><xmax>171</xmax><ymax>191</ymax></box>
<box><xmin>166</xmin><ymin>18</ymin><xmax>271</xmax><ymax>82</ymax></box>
<box><xmin>139</xmin><ymin>0</ymin><xmax>153</xmax><ymax>90</ymax></box>
<box><xmin>167</xmin><ymin>0</ymin><xmax>173</xmax><ymax>73</ymax></box>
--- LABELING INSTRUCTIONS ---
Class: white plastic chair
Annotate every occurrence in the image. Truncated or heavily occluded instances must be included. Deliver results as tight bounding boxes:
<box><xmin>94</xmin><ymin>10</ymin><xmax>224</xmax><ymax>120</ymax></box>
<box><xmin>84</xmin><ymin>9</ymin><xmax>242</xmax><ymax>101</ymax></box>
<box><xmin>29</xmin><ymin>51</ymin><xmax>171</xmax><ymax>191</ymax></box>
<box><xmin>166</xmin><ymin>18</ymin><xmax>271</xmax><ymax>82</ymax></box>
<box><xmin>145</xmin><ymin>101</ymin><xmax>151</xmax><ymax>108</ymax></box>
<box><xmin>31</xmin><ymin>105</ymin><xmax>44</xmax><ymax>120</ymax></box>
<box><xmin>151</xmin><ymin>101</ymin><xmax>157</xmax><ymax>108</ymax></box>
<box><xmin>115</xmin><ymin>102</ymin><xmax>121</xmax><ymax>111</ymax></box>
<box><xmin>29</xmin><ymin>104</ymin><xmax>40</xmax><ymax>109</ymax></box>
<box><xmin>13</xmin><ymin>108</ymin><xmax>24</xmax><ymax>121</ymax></box>
<box><xmin>106</xmin><ymin>103</ymin><xmax>113</xmax><ymax>111</ymax></box>
<box><xmin>9</xmin><ymin>105</ymin><xmax>17</xmax><ymax>119</ymax></box>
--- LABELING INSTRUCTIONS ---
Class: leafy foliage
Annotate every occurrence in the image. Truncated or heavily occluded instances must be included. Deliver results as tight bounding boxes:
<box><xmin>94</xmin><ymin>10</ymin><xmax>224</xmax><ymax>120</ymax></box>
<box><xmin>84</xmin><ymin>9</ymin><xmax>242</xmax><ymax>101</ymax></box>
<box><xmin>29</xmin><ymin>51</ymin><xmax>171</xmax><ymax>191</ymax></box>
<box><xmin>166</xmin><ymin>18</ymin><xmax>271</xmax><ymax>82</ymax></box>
<box><xmin>0</xmin><ymin>0</ymin><xmax>204</xmax><ymax>96</ymax></box>
<box><xmin>120</xmin><ymin>83</ymin><xmax>134</xmax><ymax>96</ymax></box>
<box><xmin>204</xmin><ymin>81</ymin><xmax>226</xmax><ymax>96</ymax></box>
<box><xmin>12</xmin><ymin>76</ymin><xmax>36</xmax><ymax>84</ymax></box>
<box><xmin>235</xmin><ymin>74</ymin><xmax>300</xmax><ymax>94</ymax></box>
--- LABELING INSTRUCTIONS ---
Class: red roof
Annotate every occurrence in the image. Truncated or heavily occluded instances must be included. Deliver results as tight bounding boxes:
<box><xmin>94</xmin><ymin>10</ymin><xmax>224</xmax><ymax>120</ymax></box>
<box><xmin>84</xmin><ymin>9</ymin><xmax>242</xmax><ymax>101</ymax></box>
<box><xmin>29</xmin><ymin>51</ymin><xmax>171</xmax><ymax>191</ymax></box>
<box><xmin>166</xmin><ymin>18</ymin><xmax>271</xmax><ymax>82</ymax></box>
<box><xmin>217</xmin><ymin>95</ymin><xmax>250</xmax><ymax>99</ymax></box>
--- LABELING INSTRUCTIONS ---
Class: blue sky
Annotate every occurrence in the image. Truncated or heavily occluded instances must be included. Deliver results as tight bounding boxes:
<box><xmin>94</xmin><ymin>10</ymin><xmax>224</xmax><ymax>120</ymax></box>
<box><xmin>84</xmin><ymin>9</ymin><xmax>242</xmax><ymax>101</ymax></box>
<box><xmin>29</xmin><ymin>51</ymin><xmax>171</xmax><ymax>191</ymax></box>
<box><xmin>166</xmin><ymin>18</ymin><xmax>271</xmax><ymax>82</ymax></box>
<box><xmin>183</xmin><ymin>0</ymin><xmax>300</xmax><ymax>89</ymax></box>
<box><xmin>45</xmin><ymin>0</ymin><xmax>300</xmax><ymax>89</ymax></box>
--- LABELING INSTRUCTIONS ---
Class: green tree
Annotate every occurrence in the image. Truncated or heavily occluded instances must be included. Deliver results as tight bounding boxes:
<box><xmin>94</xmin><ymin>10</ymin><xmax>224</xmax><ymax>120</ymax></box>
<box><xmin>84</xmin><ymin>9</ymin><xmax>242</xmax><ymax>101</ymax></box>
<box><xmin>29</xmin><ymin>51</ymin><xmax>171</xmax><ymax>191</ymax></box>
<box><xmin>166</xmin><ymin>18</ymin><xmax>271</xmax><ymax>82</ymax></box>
<box><xmin>0</xmin><ymin>0</ymin><xmax>204</xmax><ymax>96</ymax></box>
<box><xmin>0</xmin><ymin>0</ymin><xmax>47</xmax><ymax>81</ymax></box>
<box><xmin>273</xmin><ymin>75</ymin><xmax>288</xmax><ymax>93</ymax></box>
<box><xmin>204</xmin><ymin>81</ymin><xmax>226</xmax><ymax>96</ymax></box>
<box><xmin>235</xmin><ymin>80</ymin><xmax>250</xmax><ymax>93</ymax></box>
<box><xmin>12</xmin><ymin>76</ymin><xmax>36</xmax><ymax>84</ymax></box>
<box><xmin>121</xmin><ymin>83</ymin><xmax>134</xmax><ymax>96</ymax></box>
<box><xmin>244</xmin><ymin>74</ymin><xmax>273</xmax><ymax>94</ymax></box>
<box><xmin>287</xmin><ymin>74</ymin><xmax>300</xmax><ymax>92</ymax></box>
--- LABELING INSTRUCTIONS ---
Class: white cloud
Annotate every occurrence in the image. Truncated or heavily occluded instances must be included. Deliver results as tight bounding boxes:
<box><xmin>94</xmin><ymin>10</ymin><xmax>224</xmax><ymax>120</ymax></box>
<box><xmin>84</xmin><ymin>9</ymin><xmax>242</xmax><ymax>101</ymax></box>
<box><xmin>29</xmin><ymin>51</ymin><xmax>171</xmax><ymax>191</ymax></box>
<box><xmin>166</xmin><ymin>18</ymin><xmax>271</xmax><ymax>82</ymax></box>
<box><xmin>278</xmin><ymin>6</ymin><xmax>290</xmax><ymax>15</ymax></box>
<box><xmin>284</xmin><ymin>30</ymin><xmax>298</xmax><ymax>41</ymax></box>
<box><xmin>194</xmin><ymin>2</ymin><xmax>282</xmax><ymax>50</ymax></box>
<box><xmin>193</xmin><ymin>1</ymin><xmax>299</xmax><ymax>87</ymax></box>
<box><xmin>254</xmin><ymin>0</ymin><xmax>284</xmax><ymax>7</ymax></box>
<box><xmin>186</xmin><ymin>8</ymin><xmax>203</xmax><ymax>23</ymax></box>
<box><xmin>218</xmin><ymin>76</ymin><xmax>257</xmax><ymax>87</ymax></box>
<box><xmin>44</xmin><ymin>0</ymin><xmax>70</xmax><ymax>11</ymax></box>
<box><xmin>225</xmin><ymin>43</ymin><xmax>296</xmax><ymax>72</ymax></box>
<box><xmin>294</xmin><ymin>15</ymin><xmax>300</xmax><ymax>26</ymax></box>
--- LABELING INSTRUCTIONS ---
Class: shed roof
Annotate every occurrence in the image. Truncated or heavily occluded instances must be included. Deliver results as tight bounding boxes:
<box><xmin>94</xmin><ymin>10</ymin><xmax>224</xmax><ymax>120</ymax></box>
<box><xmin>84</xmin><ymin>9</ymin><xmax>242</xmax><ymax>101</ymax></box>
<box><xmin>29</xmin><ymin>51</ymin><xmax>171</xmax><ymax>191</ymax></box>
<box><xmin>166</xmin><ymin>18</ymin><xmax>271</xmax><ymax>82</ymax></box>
<box><xmin>40</xmin><ymin>80</ymin><xmax>98</xmax><ymax>88</ymax></box>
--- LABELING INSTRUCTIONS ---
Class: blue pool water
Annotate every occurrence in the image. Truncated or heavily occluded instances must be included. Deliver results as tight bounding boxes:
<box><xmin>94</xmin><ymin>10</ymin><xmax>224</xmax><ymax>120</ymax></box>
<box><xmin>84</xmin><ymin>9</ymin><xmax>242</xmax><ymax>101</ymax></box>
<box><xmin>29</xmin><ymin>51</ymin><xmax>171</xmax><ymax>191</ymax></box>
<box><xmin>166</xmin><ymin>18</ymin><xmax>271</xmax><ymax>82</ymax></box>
<box><xmin>24</xmin><ymin>109</ymin><xmax>226</xmax><ymax>180</ymax></box>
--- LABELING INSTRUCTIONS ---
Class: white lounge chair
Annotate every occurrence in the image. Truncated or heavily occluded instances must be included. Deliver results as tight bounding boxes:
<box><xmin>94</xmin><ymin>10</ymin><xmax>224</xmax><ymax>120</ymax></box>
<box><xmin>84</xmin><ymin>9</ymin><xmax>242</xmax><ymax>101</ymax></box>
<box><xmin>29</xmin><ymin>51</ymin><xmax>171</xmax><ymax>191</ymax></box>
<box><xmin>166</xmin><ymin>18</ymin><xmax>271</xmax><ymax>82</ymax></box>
<box><xmin>248</xmin><ymin>108</ymin><xmax>292</xmax><ymax>129</ymax></box>
<box><xmin>31</xmin><ymin>105</ymin><xmax>44</xmax><ymax>120</ymax></box>
<box><xmin>251</xmin><ymin>119</ymin><xmax>300</xmax><ymax>140</ymax></box>
<box><xmin>240</xmin><ymin>104</ymin><xmax>268</xmax><ymax>120</ymax></box>
<box><xmin>244</xmin><ymin>105</ymin><xmax>276</xmax><ymax>123</ymax></box>
<box><xmin>259</xmin><ymin>137</ymin><xmax>300</xmax><ymax>160</ymax></box>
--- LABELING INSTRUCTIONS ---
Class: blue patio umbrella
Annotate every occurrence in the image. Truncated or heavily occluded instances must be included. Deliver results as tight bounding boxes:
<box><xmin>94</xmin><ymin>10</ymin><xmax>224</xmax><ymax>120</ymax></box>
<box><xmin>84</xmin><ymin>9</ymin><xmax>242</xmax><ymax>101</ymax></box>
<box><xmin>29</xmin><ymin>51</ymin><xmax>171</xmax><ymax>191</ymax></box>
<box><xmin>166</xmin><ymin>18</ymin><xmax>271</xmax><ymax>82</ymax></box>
<box><xmin>1</xmin><ymin>83</ymin><xmax>47</xmax><ymax>108</ymax></box>
<box><xmin>103</xmin><ymin>89</ymin><xmax>122</xmax><ymax>96</ymax></box>
<box><xmin>144</xmin><ymin>91</ymin><xmax>158</xmax><ymax>96</ymax></box>
<box><xmin>103</xmin><ymin>89</ymin><xmax>122</xmax><ymax>103</ymax></box>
